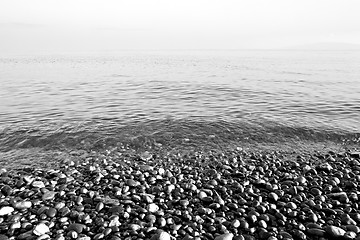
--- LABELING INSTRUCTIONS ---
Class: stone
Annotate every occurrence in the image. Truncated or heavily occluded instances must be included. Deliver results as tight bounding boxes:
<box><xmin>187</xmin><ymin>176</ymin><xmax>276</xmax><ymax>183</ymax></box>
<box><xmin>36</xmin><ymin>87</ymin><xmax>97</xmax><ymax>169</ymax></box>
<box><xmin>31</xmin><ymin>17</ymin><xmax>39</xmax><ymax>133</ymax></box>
<box><xmin>109</xmin><ymin>216</ymin><xmax>121</xmax><ymax>227</ymax></box>
<box><xmin>96</xmin><ymin>202</ymin><xmax>104</xmax><ymax>211</ymax></box>
<box><xmin>129</xmin><ymin>224</ymin><xmax>141</xmax><ymax>231</ymax></box>
<box><xmin>37</xmin><ymin>234</ymin><xmax>51</xmax><ymax>240</ymax></box>
<box><xmin>23</xmin><ymin>176</ymin><xmax>34</xmax><ymax>184</ymax></box>
<box><xmin>18</xmin><ymin>230</ymin><xmax>33</xmax><ymax>240</ymax></box>
<box><xmin>317</xmin><ymin>163</ymin><xmax>333</xmax><ymax>172</ymax></box>
<box><xmin>325</xmin><ymin>226</ymin><xmax>346</xmax><ymax>238</ymax></box>
<box><xmin>147</xmin><ymin>203</ymin><xmax>159</xmax><ymax>213</ymax></box>
<box><xmin>78</xmin><ymin>237</ymin><xmax>91</xmax><ymax>240</ymax></box>
<box><xmin>150</xmin><ymin>231</ymin><xmax>171</xmax><ymax>240</ymax></box>
<box><xmin>310</xmin><ymin>188</ymin><xmax>322</xmax><ymax>196</ymax></box>
<box><xmin>346</xmin><ymin>225</ymin><xmax>360</xmax><ymax>234</ymax></box>
<box><xmin>59</xmin><ymin>207</ymin><xmax>71</xmax><ymax>216</ymax></box>
<box><xmin>0</xmin><ymin>206</ymin><xmax>14</xmax><ymax>216</ymax></box>
<box><xmin>285</xmin><ymin>202</ymin><xmax>297</xmax><ymax>210</ymax></box>
<box><xmin>295</xmin><ymin>176</ymin><xmax>307</xmax><ymax>184</ymax></box>
<box><xmin>198</xmin><ymin>191</ymin><xmax>207</xmax><ymax>199</ymax></box>
<box><xmin>182</xmin><ymin>235</ymin><xmax>194</xmax><ymax>240</ymax></box>
<box><xmin>139</xmin><ymin>165</ymin><xmax>154</xmax><ymax>171</ymax></box>
<box><xmin>328</xmin><ymin>192</ymin><xmax>347</xmax><ymax>199</ymax></box>
<box><xmin>268</xmin><ymin>192</ymin><xmax>279</xmax><ymax>201</ymax></box>
<box><xmin>213</xmin><ymin>190</ymin><xmax>225</xmax><ymax>205</ymax></box>
<box><xmin>10</xmin><ymin>222</ymin><xmax>21</xmax><ymax>229</ymax></box>
<box><xmin>344</xmin><ymin>231</ymin><xmax>356</xmax><ymax>239</ymax></box>
<box><xmin>0</xmin><ymin>234</ymin><xmax>9</xmax><ymax>240</ymax></box>
<box><xmin>42</xmin><ymin>191</ymin><xmax>56</xmax><ymax>201</ymax></box>
<box><xmin>126</xmin><ymin>179</ymin><xmax>139</xmax><ymax>187</ymax></box>
<box><xmin>109</xmin><ymin>206</ymin><xmax>123</xmax><ymax>214</ymax></box>
<box><xmin>258</xmin><ymin>229</ymin><xmax>271</xmax><ymax>240</ymax></box>
<box><xmin>140</xmin><ymin>151</ymin><xmax>152</xmax><ymax>161</ymax></box>
<box><xmin>13</xmin><ymin>201</ymin><xmax>32</xmax><ymax>210</ymax></box>
<box><xmin>350</xmin><ymin>151</ymin><xmax>360</xmax><ymax>159</ymax></box>
<box><xmin>214</xmin><ymin>233</ymin><xmax>234</xmax><ymax>240</ymax></box>
<box><xmin>67</xmin><ymin>223</ymin><xmax>85</xmax><ymax>233</ymax></box>
<box><xmin>279</xmin><ymin>231</ymin><xmax>292</xmax><ymax>239</ymax></box>
<box><xmin>101</xmin><ymin>196</ymin><xmax>119</xmax><ymax>205</ymax></box>
<box><xmin>1</xmin><ymin>185</ymin><xmax>12</xmax><ymax>196</ymax></box>
<box><xmin>32</xmin><ymin>181</ymin><xmax>45</xmax><ymax>188</ymax></box>
<box><xmin>33</xmin><ymin>223</ymin><xmax>50</xmax><ymax>236</ymax></box>
<box><xmin>67</xmin><ymin>231</ymin><xmax>78</xmax><ymax>239</ymax></box>
<box><xmin>231</xmin><ymin>219</ymin><xmax>241</xmax><ymax>228</ymax></box>
<box><xmin>93</xmin><ymin>233</ymin><xmax>105</xmax><ymax>240</ymax></box>
<box><xmin>46</xmin><ymin>208</ymin><xmax>57</xmax><ymax>218</ymax></box>
<box><xmin>293</xmin><ymin>230</ymin><xmax>306</xmax><ymax>240</ymax></box>
<box><xmin>307</xmin><ymin>228</ymin><xmax>325</xmax><ymax>237</ymax></box>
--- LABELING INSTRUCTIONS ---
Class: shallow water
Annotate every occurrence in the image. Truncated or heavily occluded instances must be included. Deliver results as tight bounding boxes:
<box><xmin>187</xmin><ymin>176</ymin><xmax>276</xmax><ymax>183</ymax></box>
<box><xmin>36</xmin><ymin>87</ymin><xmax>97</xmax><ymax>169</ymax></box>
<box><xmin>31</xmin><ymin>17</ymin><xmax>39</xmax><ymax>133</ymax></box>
<box><xmin>0</xmin><ymin>50</ymin><xmax>359</xmax><ymax>167</ymax></box>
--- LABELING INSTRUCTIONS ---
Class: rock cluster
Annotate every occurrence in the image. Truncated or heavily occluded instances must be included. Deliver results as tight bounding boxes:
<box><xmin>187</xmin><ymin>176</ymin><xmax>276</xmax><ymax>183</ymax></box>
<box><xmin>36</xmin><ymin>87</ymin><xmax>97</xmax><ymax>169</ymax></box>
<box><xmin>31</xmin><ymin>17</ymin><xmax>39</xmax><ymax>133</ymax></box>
<box><xmin>0</xmin><ymin>148</ymin><xmax>359</xmax><ymax>240</ymax></box>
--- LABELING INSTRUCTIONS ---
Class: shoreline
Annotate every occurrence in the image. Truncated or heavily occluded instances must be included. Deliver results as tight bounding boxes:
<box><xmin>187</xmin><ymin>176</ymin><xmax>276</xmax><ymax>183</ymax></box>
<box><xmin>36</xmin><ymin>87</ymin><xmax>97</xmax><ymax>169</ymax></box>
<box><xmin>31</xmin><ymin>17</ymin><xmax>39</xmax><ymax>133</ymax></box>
<box><xmin>1</xmin><ymin>137</ymin><xmax>359</xmax><ymax>172</ymax></box>
<box><xmin>0</xmin><ymin>145</ymin><xmax>360</xmax><ymax>239</ymax></box>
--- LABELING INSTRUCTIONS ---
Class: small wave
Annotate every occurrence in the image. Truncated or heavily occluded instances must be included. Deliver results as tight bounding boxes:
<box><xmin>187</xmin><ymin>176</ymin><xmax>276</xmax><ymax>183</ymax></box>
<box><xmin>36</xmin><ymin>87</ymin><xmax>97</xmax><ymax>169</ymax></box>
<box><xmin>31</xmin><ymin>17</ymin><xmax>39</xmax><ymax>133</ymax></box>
<box><xmin>281</xmin><ymin>71</ymin><xmax>313</xmax><ymax>76</ymax></box>
<box><xmin>0</xmin><ymin>119</ymin><xmax>358</xmax><ymax>153</ymax></box>
<box><xmin>108</xmin><ymin>74</ymin><xmax>132</xmax><ymax>78</ymax></box>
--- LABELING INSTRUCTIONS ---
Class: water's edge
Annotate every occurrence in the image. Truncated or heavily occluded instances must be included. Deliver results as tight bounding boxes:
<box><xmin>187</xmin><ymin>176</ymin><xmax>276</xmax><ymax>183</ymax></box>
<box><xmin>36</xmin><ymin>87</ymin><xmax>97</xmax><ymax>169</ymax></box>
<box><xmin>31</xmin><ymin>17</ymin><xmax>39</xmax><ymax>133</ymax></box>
<box><xmin>1</xmin><ymin>119</ymin><xmax>358</xmax><ymax>170</ymax></box>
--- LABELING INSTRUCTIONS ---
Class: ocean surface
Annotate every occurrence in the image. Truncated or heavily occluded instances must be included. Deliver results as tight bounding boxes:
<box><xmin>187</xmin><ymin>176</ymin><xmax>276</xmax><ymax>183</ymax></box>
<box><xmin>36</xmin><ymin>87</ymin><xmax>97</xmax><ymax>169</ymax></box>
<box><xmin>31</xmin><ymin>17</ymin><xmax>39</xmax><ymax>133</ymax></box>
<box><xmin>1</xmin><ymin>50</ymin><xmax>359</xmax><ymax>168</ymax></box>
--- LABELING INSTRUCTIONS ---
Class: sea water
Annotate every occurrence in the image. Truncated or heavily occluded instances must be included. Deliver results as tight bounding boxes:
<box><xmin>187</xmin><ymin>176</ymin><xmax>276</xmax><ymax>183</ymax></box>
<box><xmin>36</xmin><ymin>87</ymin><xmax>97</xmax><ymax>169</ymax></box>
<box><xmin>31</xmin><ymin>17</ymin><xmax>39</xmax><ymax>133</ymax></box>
<box><xmin>0</xmin><ymin>50</ymin><xmax>359</xmax><ymax>168</ymax></box>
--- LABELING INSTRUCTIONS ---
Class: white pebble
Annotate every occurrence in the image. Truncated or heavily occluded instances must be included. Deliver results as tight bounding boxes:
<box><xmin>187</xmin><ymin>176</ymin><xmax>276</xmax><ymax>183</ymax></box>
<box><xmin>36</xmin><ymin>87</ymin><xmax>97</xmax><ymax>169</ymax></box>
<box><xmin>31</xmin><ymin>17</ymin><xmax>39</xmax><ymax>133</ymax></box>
<box><xmin>13</xmin><ymin>201</ymin><xmax>32</xmax><ymax>210</ymax></box>
<box><xmin>33</xmin><ymin>223</ymin><xmax>50</xmax><ymax>236</ymax></box>
<box><xmin>32</xmin><ymin>181</ymin><xmax>45</xmax><ymax>188</ymax></box>
<box><xmin>214</xmin><ymin>233</ymin><xmax>234</xmax><ymax>240</ymax></box>
<box><xmin>158</xmin><ymin>168</ymin><xmax>165</xmax><ymax>175</ymax></box>
<box><xmin>147</xmin><ymin>203</ymin><xmax>159</xmax><ymax>213</ymax></box>
<box><xmin>0</xmin><ymin>206</ymin><xmax>14</xmax><ymax>216</ymax></box>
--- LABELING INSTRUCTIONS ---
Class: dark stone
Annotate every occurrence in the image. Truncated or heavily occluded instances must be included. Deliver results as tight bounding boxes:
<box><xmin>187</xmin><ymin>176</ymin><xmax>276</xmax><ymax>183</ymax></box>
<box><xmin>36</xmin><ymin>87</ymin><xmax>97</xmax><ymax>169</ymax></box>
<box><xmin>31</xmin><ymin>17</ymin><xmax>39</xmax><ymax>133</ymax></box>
<box><xmin>59</xmin><ymin>207</ymin><xmax>71</xmax><ymax>217</ymax></box>
<box><xmin>293</xmin><ymin>230</ymin><xmax>306</xmax><ymax>240</ymax></box>
<box><xmin>1</xmin><ymin>185</ymin><xmax>12</xmax><ymax>196</ymax></box>
<box><xmin>350</xmin><ymin>152</ymin><xmax>360</xmax><ymax>159</ymax></box>
<box><xmin>67</xmin><ymin>223</ymin><xmax>85</xmax><ymax>233</ymax></box>
<box><xmin>0</xmin><ymin>234</ymin><xmax>9</xmax><ymax>240</ymax></box>
<box><xmin>307</xmin><ymin>228</ymin><xmax>325</xmax><ymax>237</ymax></box>
<box><xmin>46</xmin><ymin>208</ymin><xmax>57</xmax><ymax>218</ymax></box>
<box><xmin>109</xmin><ymin>206</ymin><xmax>124</xmax><ymax>214</ymax></box>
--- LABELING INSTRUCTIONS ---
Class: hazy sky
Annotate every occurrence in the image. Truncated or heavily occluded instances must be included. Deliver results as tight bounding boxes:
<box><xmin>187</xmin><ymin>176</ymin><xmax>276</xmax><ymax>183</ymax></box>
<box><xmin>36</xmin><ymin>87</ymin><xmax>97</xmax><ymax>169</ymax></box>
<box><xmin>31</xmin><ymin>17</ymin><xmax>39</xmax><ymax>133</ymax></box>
<box><xmin>1</xmin><ymin>0</ymin><xmax>359</xmax><ymax>54</ymax></box>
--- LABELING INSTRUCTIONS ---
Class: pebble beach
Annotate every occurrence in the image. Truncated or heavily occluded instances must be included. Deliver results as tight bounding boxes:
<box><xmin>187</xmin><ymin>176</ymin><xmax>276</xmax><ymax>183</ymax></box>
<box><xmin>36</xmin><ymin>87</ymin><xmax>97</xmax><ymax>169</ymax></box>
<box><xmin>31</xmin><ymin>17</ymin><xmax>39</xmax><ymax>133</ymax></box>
<box><xmin>1</xmin><ymin>51</ymin><xmax>359</xmax><ymax>240</ymax></box>
<box><xmin>1</xmin><ymin>146</ymin><xmax>360</xmax><ymax>240</ymax></box>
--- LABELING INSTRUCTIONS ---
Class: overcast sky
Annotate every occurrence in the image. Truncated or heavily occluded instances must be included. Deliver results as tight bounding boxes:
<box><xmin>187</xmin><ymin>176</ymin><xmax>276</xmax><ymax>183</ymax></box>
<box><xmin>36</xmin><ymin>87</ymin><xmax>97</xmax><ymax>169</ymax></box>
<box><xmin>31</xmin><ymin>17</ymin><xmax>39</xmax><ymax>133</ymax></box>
<box><xmin>1</xmin><ymin>0</ymin><xmax>359</xmax><ymax>54</ymax></box>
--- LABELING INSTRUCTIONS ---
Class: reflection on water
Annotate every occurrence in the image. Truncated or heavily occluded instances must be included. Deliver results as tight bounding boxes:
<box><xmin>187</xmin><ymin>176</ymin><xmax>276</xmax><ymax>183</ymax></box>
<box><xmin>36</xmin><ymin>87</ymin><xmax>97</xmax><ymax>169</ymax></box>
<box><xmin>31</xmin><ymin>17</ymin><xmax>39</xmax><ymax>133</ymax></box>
<box><xmin>0</xmin><ymin>50</ymin><xmax>359</xmax><ymax>145</ymax></box>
